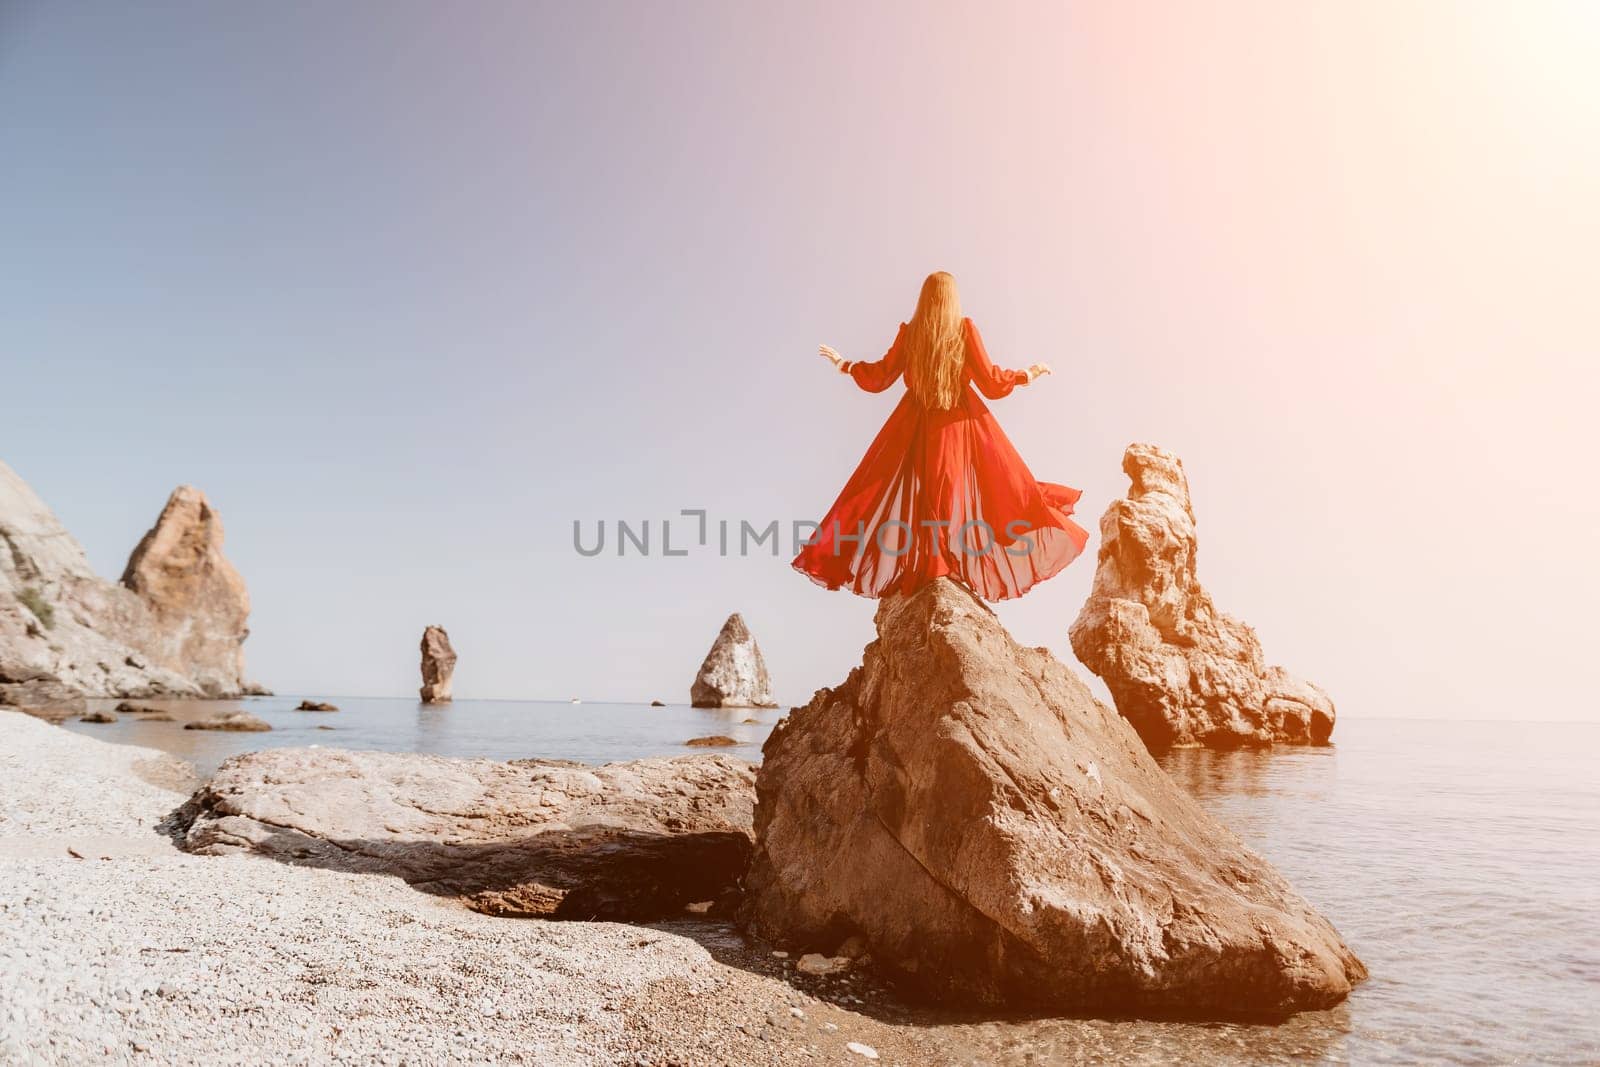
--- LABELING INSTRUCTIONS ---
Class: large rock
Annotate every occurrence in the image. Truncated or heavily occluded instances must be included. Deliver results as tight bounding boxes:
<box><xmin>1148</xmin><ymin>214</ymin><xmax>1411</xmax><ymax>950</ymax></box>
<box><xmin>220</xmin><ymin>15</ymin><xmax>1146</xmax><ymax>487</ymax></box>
<box><xmin>419</xmin><ymin>625</ymin><xmax>456</xmax><ymax>704</ymax></box>
<box><xmin>690</xmin><ymin>613</ymin><xmax>777</xmax><ymax>708</ymax></box>
<box><xmin>1069</xmin><ymin>444</ymin><xmax>1335</xmax><ymax>750</ymax></box>
<box><xmin>178</xmin><ymin>747</ymin><xmax>756</xmax><ymax>920</ymax></box>
<box><xmin>121</xmin><ymin>485</ymin><xmax>254</xmax><ymax>697</ymax></box>
<box><xmin>742</xmin><ymin>578</ymin><xmax>1365</xmax><ymax>1018</ymax></box>
<box><xmin>0</xmin><ymin>462</ymin><xmax>263</xmax><ymax>702</ymax></box>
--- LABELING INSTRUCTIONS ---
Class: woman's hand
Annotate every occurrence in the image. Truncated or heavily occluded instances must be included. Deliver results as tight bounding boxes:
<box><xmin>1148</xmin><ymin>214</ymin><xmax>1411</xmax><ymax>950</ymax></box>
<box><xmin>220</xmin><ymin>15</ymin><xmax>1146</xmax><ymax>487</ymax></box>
<box><xmin>820</xmin><ymin>345</ymin><xmax>847</xmax><ymax>373</ymax></box>
<box><xmin>1026</xmin><ymin>362</ymin><xmax>1053</xmax><ymax>382</ymax></box>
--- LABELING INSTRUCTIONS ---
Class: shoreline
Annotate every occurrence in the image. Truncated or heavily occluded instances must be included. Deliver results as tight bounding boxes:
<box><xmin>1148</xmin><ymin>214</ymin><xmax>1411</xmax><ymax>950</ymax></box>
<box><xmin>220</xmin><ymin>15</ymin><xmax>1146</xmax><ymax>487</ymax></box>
<box><xmin>0</xmin><ymin>709</ymin><xmax>953</xmax><ymax>1065</ymax></box>
<box><xmin>8</xmin><ymin>710</ymin><xmax>1592</xmax><ymax>1062</ymax></box>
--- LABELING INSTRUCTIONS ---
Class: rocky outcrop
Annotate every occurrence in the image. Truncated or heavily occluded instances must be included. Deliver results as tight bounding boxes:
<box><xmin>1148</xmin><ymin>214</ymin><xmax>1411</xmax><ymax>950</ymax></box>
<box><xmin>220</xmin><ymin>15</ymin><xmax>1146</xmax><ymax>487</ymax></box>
<box><xmin>419</xmin><ymin>625</ymin><xmax>456</xmax><ymax>704</ymax></box>
<box><xmin>120</xmin><ymin>486</ymin><xmax>254</xmax><ymax>697</ymax></box>
<box><xmin>178</xmin><ymin>747</ymin><xmax>756</xmax><ymax>920</ymax></box>
<box><xmin>0</xmin><ymin>461</ymin><xmax>263</xmax><ymax>704</ymax></box>
<box><xmin>690</xmin><ymin>613</ymin><xmax>777</xmax><ymax>708</ymax></box>
<box><xmin>1069</xmin><ymin>444</ymin><xmax>1335</xmax><ymax>749</ymax></box>
<box><xmin>742</xmin><ymin>578</ymin><xmax>1365</xmax><ymax>1018</ymax></box>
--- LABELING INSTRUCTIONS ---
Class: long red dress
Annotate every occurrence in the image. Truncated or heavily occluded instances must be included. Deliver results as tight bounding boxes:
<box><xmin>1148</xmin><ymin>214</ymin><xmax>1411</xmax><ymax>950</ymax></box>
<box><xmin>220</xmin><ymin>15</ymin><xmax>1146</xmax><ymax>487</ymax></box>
<box><xmin>793</xmin><ymin>317</ymin><xmax>1089</xmax><ymax>601</ymax></box>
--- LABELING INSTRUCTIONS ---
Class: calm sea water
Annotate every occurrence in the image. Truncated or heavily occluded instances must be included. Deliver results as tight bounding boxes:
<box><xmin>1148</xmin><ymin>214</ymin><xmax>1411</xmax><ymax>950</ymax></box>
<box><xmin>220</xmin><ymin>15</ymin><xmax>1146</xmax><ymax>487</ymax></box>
<box><xmin>63</xmin><ymin>701</ymin><xmax>1600</xmax><ymax>1064</ymax></box>
<box><xmin>64</xmin><ymin>695</ymin><xmax>783</xmax><ymax>778</ymax></box>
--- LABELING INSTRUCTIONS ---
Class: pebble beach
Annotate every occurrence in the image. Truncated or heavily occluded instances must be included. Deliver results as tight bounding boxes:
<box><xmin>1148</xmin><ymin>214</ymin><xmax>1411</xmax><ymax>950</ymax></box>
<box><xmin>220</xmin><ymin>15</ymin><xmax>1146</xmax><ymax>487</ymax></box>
<box><xmin>0</xmin><ymin>710</ymin><xmax>944</xmax><ymax>1066</ymax></box>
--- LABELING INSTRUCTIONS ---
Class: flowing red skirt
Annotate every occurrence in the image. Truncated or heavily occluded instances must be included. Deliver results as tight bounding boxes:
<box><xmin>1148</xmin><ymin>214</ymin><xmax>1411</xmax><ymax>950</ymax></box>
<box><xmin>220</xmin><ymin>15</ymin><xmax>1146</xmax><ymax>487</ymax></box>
<box><xmin>793</xmin><ymin>390</ymin><xmax>1089</xmax><ymax>601</ymax></box>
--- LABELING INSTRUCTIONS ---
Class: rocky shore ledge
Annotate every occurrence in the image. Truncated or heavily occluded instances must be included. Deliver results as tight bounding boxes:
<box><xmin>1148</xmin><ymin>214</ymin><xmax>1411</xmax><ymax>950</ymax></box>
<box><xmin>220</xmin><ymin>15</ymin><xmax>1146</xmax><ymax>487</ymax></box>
<box><xmin>177</xmin><ymin>747</ymin><xmax>756</xmax><ymax>920</ymax></box>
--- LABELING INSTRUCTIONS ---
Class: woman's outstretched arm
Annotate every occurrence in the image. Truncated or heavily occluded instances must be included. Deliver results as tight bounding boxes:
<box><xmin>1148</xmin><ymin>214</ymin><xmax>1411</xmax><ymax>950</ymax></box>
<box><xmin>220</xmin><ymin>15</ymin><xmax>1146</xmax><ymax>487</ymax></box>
<box><xmin>965</xmin><ymin>318</ymin><xmax>1050</xmax><ymax>399</ymax></box>
<box><xmin>819</xmin><ymin>324</ymin><xmax>907</xmax><ymax>393</ymax></box>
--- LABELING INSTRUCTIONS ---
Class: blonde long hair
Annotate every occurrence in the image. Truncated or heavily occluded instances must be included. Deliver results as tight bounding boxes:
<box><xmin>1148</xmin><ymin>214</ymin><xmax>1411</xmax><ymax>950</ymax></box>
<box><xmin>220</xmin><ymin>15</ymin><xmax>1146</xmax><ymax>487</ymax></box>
<box><xmin>904</xmin><ymin>272</ymin><xmax>966</xmax><ymax>410</ymax></box>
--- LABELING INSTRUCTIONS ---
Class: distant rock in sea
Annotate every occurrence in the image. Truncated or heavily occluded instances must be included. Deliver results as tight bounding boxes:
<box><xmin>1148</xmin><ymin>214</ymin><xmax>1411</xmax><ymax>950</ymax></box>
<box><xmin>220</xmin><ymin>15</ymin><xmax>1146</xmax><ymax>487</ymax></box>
<box><xmin>690</xmin><ymin>613</ymin><xmax>777</xmax><ymax>709</ymax></box>
<box><xmin>0</xmin><ymin>460</ymin><xmax>266</xmax><ymax>707</ymax></box>
<box><xmin>419</xmin><ymin>625</ymin><xmax>456</xmax><ymax>704</ymax></box>
<box><xmin>1070</xmin><ymin>444</ymin><xmax>1337</xmax><ymax>750</ymax></box>
<box><xmin>177</xmin><ymin>747</ymin><xmax>756</xmax><ymax>921</ymax></box>
<box><xmin>742</xmin><ymin>577</ymin><xmax>1365</xmax><ymax>1017</ymax></box>
<box><xmin>685</xmin><ymin>735</ymin><xmax>738</xmax><ymax>747</ymax></box>
<box><xmin>294</xmin><ymin>700</ymin><xmax>339</xmax><ymax>712</ymax></box>
<box><xmin>78</xmin><ymin>709</ymin><xmax>117</xmax><ymax>724</ymax></box>
<box><xmin>185</xmin><ymin>711</ymin><xmax>271</xmax><ymax>732</ymax></box>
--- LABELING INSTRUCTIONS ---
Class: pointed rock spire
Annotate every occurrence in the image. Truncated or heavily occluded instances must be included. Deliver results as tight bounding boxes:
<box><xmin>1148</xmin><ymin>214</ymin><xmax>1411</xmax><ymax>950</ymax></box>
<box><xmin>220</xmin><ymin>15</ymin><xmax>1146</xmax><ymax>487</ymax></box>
<box><xmin>420</xmin><ymin>625</ymin><xmax>457</xmax><ymax>704</ymax></box>
<box><xmin>1070</xmin><ymin>443</ymin><xmax>1335</xmax><ymax>749</ymax></box>
<box><xmin>121</xmin><ymin>485</ymin><xmax>253</xmax><ymax>697</ymax></box>
<box><xmin>690</xmin><ymin>613</ymin><xmax>776</xmax><ymax>708</ymax></box>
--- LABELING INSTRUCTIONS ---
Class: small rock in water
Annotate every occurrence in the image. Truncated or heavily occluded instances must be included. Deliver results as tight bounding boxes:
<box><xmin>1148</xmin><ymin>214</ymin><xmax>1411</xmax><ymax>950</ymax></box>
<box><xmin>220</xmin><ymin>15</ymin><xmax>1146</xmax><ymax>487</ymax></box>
<box><xmin>185</xmin><ymin>711</ymin><xmax>271</xmax><ymax>732</ymax></box>
<box><xmin>685</xmin><ymin>735</ymin><xmax>739</xmax><ymax>747</ymax></box>
<box><xmin>78</xmin><ymin>710</ymin><xmax>117</xmax><ymax>724</ymax></box>
<box><xmin>650</xmin><ymin>700</ymin><xmax>666</xmax><ymax>707</ymax></box>
<box><xmin>846</xmin><ymin>1042</ymin><xmax>879</xmax><ymax>1059</ymax></box>
<box><xmin>294</xmin><ymin>700</ymin><xmax>338</xmax><ymax>712</ymax></box>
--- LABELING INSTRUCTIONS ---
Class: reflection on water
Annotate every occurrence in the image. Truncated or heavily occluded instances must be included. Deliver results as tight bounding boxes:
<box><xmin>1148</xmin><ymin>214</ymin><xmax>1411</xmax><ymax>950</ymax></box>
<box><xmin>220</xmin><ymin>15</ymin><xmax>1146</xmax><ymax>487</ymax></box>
<box><xmin>60</xmin><ymin>706</ymin><xmax>1600</xmax><ymax>1064</ymax></box>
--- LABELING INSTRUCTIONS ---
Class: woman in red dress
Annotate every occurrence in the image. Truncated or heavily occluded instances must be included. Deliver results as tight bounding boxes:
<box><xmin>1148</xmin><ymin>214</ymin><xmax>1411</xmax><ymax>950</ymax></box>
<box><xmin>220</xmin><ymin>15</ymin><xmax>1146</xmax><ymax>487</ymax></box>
<box><xmin>793</xmin><ymin>271</ymin><xmax>1089</xmax><ymax>601</ymax></box>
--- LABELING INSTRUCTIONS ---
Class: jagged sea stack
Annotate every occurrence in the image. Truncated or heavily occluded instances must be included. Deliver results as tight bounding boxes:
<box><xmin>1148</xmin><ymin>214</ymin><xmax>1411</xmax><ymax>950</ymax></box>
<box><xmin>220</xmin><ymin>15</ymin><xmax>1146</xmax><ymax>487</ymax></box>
<box><xmin>420</xmin><ymin>625</ymin><xmax>456</xmax><ymax>704</ymax></box>
<box><xmin>0</xmin><ymin>462</ymin><xmax>261</xmax><ymax>704</ymax></box>
<box><xmin>742</xmin><ymin>578</ymin><xmax>1365</xmax><ymax>1017</ymax></box>
<box><xmin>690</xmin><ymin>613</ymin><xmax>776</xmax><ymax>708</ymax></box>
<box><xmin>1069</xmin><ymin>444</ymin><xmax>1336</xmax><ymax>750</ymax></box>
<box><xmin>121</xmin><ymin>485</ymin><xmax>254</xmax><ymax>697</ymax></box>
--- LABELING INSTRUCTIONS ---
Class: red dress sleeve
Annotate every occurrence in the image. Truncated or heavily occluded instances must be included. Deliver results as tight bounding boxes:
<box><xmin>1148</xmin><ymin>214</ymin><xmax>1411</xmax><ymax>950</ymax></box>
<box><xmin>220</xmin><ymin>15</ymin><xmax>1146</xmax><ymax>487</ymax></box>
<box><xmin>844</xmin><ymin>324</ymin><xmax>907</xmax><ymax>393</ymax></box>
<box><xmin>964</xmin><ymin>318</ymin><xmax>1029</xmax><ymax>400</ymax></box>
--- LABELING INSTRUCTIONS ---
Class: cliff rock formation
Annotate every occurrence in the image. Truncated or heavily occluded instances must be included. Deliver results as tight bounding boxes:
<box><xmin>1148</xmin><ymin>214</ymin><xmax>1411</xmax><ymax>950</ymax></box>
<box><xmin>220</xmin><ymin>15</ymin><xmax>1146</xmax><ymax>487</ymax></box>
<box><xmin>742</xmin><ymin>578</ymin><xmax>1365</xmax><ymax>1017</ymax></box>
<box><xmin>419</xmin><ymin>625</ymin><xmax>456</xmax><ymax>704</ymax></box>
<box><xmin>1069</xmin><ymin>444</ymin><xmax>1335</xmax><ymax>749</ymax></box>
<box><xmin>690</xmin><ymin>613</ymin><xmax>776</xmax><ymax>708</ymax></box>
<box><xmin>179</xmin><ymin>748</ymin><xmax>755</xmax><ymax>920</ymax></box>
<box><xmin>0</xmin><ymin>461</ymin><xmax>261</xmax><ymax>706</ymax></box>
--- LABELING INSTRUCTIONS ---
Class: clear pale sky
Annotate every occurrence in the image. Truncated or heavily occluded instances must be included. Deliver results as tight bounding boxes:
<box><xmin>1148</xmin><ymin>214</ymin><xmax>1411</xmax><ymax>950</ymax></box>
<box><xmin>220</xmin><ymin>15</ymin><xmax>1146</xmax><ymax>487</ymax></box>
<box><xmin>2</xmin><ymin>2</ymin><xmax>1595</xmax><ymax>720</ymax></box>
